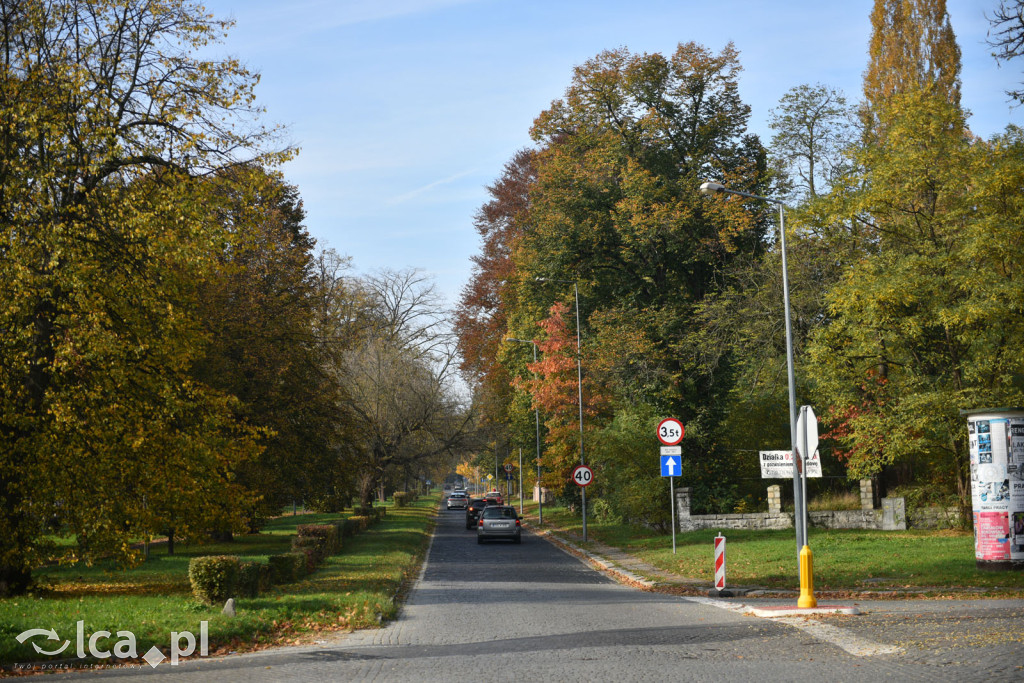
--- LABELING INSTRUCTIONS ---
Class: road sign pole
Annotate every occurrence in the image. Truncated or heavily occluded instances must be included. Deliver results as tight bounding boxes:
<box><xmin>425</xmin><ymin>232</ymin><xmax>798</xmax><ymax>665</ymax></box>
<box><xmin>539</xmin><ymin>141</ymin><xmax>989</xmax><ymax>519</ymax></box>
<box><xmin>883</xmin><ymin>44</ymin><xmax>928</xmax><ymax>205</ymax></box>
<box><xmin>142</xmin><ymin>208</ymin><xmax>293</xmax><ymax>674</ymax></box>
<box><xmin>670</xmin><ymin>476</ymin><xmax>676</xmax><ymax>554</ymax></box>
<box><xmin>800</xmin><ymin>407</ymin><xmax>810</xmax><ymax>550</ymax></box>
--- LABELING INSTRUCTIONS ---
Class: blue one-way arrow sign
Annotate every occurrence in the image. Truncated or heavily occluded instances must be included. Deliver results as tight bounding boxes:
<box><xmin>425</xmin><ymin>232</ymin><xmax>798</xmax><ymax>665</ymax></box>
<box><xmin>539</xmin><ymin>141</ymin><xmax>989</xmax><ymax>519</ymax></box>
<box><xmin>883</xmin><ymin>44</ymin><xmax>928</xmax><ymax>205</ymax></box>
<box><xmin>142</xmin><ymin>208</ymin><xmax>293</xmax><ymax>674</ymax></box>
<box><xmin>660</xmin><ymin>455</ymin><xmax>679</xmax><ymax>477</ymax></box>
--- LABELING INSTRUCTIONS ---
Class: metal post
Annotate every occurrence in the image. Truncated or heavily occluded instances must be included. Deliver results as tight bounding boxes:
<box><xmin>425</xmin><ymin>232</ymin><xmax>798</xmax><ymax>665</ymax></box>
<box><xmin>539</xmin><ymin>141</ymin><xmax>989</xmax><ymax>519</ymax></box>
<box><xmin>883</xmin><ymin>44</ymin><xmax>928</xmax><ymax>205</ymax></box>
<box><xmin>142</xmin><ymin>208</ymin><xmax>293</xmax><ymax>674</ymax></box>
<box><xmin>779</xmin><ymin>202</ymin><xmax>803</xmax><ymax>555</ymax></box>
<box><xmin>507</xmin><ymin>337</ymin><xmax>544</xmax><ymax>524</ymax></box>
<box><xmin>670</xmin><ymin>477</ymin><xmax>676</xmax><ymax>554</ymax></box>
<box><xmin>519</xmin><ymin>447</ymin><xmax>524</xmax><ymax>514</ymax></box>
<box><xmin>699</xmin><ymin>183</ymin><xmax>800</xmax><ymax>556</ymax></box>
<box><xmin>573</xmin><ymin>283</ymin><xmax>587</xmax><ymax>542</ymax></box>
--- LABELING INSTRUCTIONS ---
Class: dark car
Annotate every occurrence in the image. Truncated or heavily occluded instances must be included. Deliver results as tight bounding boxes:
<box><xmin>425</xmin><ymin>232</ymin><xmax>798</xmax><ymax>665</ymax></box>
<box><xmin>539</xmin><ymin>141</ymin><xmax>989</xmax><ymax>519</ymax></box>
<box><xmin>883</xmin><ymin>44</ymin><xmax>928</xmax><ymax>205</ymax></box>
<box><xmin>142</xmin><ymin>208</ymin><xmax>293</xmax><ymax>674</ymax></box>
<box><xmin>477</xmin><ymin>505</ymin><xmax>521</xmax><ymax>544</ymax></box>
<box><xmin>465</xmin><ymin>498</ymin><xmax>490</xmax><ymax>529</ymax></box>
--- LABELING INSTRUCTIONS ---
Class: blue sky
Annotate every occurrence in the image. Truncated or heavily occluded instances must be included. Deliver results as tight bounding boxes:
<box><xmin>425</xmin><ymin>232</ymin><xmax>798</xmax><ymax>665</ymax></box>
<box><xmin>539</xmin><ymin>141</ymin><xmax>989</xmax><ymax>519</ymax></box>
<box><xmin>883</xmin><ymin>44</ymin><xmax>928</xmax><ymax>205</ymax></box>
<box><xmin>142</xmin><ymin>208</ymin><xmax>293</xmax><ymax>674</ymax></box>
<box><xmin>202</xmin><ymin>0</ymin><xmax>1022</xmax><ymax>305</ymax></box>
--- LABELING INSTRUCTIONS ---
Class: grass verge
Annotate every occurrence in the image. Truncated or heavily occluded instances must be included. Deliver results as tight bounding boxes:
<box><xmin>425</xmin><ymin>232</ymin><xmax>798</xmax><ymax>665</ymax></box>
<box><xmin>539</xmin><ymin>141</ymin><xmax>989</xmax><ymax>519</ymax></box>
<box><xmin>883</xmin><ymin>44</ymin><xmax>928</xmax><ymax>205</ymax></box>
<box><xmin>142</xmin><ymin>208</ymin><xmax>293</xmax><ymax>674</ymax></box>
<box><xmin>521</xmin><ymin>501</ymin><xmax>1024</xmax><ymax>597</ymax></box>
<box><xmin>0</xmin><ymin>495</ymin><xmax>437</xmax><ymax>669</ymax></box>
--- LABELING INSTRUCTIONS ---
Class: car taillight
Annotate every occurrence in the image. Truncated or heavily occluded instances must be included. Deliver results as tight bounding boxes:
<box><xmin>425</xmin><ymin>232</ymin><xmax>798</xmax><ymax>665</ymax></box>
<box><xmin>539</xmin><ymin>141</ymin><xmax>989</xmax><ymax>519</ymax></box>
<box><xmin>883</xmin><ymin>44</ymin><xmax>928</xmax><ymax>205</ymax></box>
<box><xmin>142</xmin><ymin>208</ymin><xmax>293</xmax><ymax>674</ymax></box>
<box><xmin>516</xmin><ymin>519</ymin><xmax>521</xmax><ymax>527</ymax></box>
<box><xmin>478</xmin><ymin>518</ymin><xmax>483</xmax><ymax>527</ymax></box>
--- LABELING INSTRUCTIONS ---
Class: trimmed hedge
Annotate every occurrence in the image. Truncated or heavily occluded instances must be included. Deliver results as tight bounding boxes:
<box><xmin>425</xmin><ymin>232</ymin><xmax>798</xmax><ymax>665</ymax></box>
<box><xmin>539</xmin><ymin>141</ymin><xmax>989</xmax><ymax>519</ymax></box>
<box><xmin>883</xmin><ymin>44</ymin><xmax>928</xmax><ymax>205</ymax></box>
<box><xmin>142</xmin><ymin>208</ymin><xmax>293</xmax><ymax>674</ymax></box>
<box><xmin>338</xmin><ymin>518</ymin><xmax>359</xmax><ymax>537</ymax></box>
<box><xmin>188</xmin><ymin>555</ymin><xmax>240</xmax><ymax>604</ymax></box>
<box><xmin>297</xmin><ymin>523</ymin><xmax>340</xmax><ymax>555</ymax></box>
<box><xmin>268</xmin><ymin>553</ymin><xmax>303</xmax><ymax>584</ymax></box>
<box><xmin>292</xmin><ymin>536</ymin><xmax>327</xmax><ymax>564</ymax></box>
<box><xmin>393</xmin><ymin>492</ymin><xmax>409</xmax><ymax>507</ymax></box>
<box><xmin>191</xmin><ymin>513</ymin><xmax>363</xmax><ymax>603</ymax></box>
<box><xmin>237</xmin><ymin>561</ymin><xmax>272</xmax><ymax>598</ymax></box>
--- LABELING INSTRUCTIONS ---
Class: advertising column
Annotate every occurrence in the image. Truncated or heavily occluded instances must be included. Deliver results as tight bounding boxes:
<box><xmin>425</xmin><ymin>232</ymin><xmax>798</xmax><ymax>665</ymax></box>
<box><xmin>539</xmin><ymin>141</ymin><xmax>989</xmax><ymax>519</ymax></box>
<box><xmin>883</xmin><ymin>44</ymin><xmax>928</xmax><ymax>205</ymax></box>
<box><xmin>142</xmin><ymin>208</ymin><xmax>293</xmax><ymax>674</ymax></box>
<box><xmin>964</xmin><ymin>408</ymin><xmax>1024</xmax><ymax>570</ymax></box>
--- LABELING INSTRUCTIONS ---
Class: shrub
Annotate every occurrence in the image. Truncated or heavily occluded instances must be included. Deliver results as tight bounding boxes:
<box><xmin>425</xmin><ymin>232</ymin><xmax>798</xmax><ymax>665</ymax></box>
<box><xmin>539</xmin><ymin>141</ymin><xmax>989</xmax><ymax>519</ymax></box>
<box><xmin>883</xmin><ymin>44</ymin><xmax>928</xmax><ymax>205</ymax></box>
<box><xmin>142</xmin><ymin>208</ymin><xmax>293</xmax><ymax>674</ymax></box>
<box><xmin>268</xmin><ymin>553</ymin><xmax>298</xmax><ymax>584</ymax></box>
<box><xmin>297</xmin><ymin>524</ymin><xmax>340</xmax><ymax>555</ymax></box>
<box><xmin>188</xmin><ymin>556</ymin><xmax>240</xmax><ymax>605</ymax></box>
<box><xmin>349</xmin><ymin>515</ymin><xmax>371</xmax><ymax>531</ymax></box>
<box><xmin>393</xmin><ymin>492</ymin><xmax>409</xmax><ymax>508</ymax></box>
<box><xmin>237</xmin><ymin>561</ymin><xmax>270</xmax><ymax>598</ymax></box>
<box><xmin>292</xmin><ymin>536</ymin><xmax>327</xmax><ymax>564</ymax></box>
<box><xmin>291</xmin><ymin>549</ymin><xmax>315</xmax><ymax>575</ymax></box>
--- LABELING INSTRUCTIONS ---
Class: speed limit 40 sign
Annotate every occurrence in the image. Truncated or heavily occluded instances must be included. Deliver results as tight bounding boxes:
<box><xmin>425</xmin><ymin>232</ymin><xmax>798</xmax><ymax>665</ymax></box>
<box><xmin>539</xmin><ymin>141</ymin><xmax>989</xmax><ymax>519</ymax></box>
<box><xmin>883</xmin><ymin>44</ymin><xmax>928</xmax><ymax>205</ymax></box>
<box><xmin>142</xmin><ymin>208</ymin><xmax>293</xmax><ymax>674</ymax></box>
<box><xmin>572</xmin><ymin>465</ymin><xmax>594</xmax><ymax>487</ymax></box>
<box><xmin>657</xmin><ymin>418</ymin><xmax>685</xmax><ymax>446</ymax></box>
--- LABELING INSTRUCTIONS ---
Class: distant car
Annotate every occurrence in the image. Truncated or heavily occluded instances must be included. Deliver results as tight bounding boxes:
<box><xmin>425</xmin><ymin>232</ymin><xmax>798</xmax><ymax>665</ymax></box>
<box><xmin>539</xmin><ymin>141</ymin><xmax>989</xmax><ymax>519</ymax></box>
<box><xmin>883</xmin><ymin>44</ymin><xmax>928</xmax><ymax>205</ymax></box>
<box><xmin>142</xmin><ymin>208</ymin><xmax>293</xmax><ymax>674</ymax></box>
<box><xmin>483</xmin><ymin>491</ymin><xmax>503</xmax><ymax>505</ymax></box>
<box><xmin>477</xmin><ymin>505</ymin><xmax>521</xmax><ymax>544</ymax></box>
<box><xmin>465</xmin><ymin>498</ymin><xmax>490</xmax><ymax>529</ymax></box>
<box><xmin>446</xmin><ymin>492</ymin><xmax>469</xmax><ymax>510</ymax></box>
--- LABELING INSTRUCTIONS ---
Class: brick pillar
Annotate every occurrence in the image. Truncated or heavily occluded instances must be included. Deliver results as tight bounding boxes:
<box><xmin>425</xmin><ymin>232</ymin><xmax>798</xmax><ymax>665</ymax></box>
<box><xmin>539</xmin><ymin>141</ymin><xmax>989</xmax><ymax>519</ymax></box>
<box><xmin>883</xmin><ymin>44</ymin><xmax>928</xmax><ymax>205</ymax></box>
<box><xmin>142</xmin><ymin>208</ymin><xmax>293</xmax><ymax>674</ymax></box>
<box><xmin>767</xmin><ymin>485</ymin><xmax>781</xmax><ymax>515</ymax></box>
<box><xmin>860</xmin><ymin>479</ymin><xmax>876</xmax><ymax>511</ymax></box>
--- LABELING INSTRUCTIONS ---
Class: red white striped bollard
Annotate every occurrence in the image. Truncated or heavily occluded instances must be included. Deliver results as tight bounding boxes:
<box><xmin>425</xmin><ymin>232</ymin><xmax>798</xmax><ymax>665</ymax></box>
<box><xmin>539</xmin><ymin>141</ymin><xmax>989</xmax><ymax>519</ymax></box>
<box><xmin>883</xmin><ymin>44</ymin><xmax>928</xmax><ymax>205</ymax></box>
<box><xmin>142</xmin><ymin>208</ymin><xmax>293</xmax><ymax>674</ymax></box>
<box><xmin>714</xmin><ymin>533</ymin><xmax>726</xmax><ymax>590</ymax></box>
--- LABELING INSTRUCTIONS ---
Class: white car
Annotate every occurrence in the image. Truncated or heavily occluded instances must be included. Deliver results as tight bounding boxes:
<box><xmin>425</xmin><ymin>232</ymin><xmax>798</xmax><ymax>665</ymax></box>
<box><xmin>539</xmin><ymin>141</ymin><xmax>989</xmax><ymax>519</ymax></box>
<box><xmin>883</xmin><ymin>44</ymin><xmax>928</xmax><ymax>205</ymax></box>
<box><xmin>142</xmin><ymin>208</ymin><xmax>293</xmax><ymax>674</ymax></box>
<box><xmin>446</xmin><ymin>492</ymin><xmax>469</xmax><ymax>510</ymax></box>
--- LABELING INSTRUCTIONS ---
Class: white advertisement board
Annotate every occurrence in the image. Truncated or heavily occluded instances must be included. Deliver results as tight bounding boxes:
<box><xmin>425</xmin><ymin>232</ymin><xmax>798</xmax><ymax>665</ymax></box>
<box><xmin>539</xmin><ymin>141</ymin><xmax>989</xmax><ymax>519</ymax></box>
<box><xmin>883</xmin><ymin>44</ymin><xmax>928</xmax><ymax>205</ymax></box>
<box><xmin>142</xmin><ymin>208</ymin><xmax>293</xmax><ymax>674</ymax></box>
<box><xmin>759</xmin><ymin>450</ymin><xmax>821</xmax><ymax>478</ymax></box>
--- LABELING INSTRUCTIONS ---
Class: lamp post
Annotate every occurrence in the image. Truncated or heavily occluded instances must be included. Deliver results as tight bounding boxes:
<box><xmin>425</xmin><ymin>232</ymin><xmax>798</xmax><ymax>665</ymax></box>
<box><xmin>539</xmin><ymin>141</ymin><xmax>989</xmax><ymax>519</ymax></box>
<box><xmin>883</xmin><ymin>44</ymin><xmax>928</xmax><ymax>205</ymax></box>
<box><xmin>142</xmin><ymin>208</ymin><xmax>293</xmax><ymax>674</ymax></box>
<box><xmin>699</xmin><ymin>181</ymin><xmax>804</xmax><ymax>554</ymax></box>
<box><xmin>535</xmin><ymin>277</ymin><xmax>587</xmax><ymax>541</ymax></box>
<box><xmin>507</xmin><ymin>337</ymin><xmax>543</xmax><ymax>524</ymax></box>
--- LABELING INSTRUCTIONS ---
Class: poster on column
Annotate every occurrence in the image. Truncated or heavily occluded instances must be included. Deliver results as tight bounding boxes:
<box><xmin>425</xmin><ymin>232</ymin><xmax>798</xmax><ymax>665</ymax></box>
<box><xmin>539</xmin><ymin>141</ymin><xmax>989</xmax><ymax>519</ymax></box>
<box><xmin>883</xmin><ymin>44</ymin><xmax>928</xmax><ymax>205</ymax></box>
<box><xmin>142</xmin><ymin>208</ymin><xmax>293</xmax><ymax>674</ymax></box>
<box><xmin>967</xmin><ymin>412</ymin><xmax>1024</xmax><ymax>562</ymax></box>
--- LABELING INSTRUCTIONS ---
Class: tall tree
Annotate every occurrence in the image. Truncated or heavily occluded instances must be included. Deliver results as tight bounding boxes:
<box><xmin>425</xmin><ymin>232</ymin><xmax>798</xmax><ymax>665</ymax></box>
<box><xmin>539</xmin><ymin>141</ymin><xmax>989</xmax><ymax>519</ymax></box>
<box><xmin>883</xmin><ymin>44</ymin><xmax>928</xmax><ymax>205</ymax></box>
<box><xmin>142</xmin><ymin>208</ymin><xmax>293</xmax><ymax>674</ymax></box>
<box><xmin>768</xmin><ymin>83</ymin><xmax>859</xmax><ymax>201</ymax></box>
<box><xmin>863</xmin><ymin>0</ymin><xmax>962</xmax><ymax>136</ymax></box>
<box><xmin>454</xmin><ymin>149</ymin><xmax>536</xmax><ymax>446</ymax></box>
<box><xmin>504</xmin><ymin>42</ymin><xmax>771</xmax><ymax>516</ymax></box>
<box><xmin>343</xmin><ymin>269</ymin><xmax>475</xmax><ymax>507</ymax></box>
<box><xmin>191</xmin><ymin>165</ymin><xmax>344</xmax><ymax>527</ymax></box>
<box><xmin>0</xmin><ymin>0</ymin><xmax>283</xmax><ymax>594</ymax></box>
<box><xmin>805</xmin><ymin>0</ymin><xmax>1007</xmax><ymax>508</ymax></box>
<box><xmin>987</xmin><ymin>0</ymin><xmax>1024</xmax><ymax>102</ymax></box>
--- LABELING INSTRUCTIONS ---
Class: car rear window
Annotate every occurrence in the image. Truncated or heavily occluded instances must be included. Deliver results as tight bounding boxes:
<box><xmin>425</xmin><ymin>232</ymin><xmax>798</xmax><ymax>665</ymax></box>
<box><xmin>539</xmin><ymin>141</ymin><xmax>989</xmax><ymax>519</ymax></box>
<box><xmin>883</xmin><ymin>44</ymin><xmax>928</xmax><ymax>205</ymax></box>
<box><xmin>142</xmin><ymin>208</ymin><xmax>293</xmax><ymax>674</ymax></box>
<box><xmin>482</xmin><ymin>507</ymin><xmax>517</xmax><ymax>519</ymax></box>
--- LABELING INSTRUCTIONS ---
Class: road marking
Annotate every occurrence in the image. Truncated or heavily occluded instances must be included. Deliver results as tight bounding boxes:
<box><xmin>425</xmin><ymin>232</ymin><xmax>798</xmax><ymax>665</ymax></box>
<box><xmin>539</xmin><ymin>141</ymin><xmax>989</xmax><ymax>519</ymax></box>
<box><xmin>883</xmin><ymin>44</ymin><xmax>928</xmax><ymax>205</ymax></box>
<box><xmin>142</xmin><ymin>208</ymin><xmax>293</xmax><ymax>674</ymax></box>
<box><xmin>685</xmin><ymin>597</ymin><xmax>903</xmax><ymax>657</ymax></box>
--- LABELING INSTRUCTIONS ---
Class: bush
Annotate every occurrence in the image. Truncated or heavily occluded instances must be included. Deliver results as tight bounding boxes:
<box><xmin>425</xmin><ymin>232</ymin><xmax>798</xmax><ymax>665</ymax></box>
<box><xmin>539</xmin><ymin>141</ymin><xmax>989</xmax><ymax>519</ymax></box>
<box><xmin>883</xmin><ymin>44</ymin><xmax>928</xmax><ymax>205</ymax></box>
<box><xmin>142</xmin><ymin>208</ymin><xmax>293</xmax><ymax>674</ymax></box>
<box><xmin>268</xmin><ymin>553</ymin><xmax>299</xmax><ymax>584</ymax></box>
<box><xmin>297</xmin><ymin>524</ymin><xmax>340</xmax><ymax>555</ymax></box>
<box><xmin>188</xmin><ymin>556</ymin><xmax>240</xmax><ymax>605</ymax></box>
<box><xmin>336</xmin><ymin>519</ymin><xmax>356</xmax><ymax>538</ymax></box>
<box><xmin>291</xmin><ymin>548</ymin><xmax>315</xmax><ymax>575</ymax></box>
<box><xmin>237</xmin><ymin>561</ymin><xmax>271</xmax><ymax>598</ymax></box>
<box><xmin>292</xmin><ymin>536</ymin><xmax>327</xmax><ymax>564</ymax></box>
<box><xmin>393</xmin><ymin>492</ymin><xmax>409</xmax><ymax>508</ymax></box>
<box><xmin>349</xmin><ymin>515</ymin><xmax>371</xmax><ymax>531</ymax></box>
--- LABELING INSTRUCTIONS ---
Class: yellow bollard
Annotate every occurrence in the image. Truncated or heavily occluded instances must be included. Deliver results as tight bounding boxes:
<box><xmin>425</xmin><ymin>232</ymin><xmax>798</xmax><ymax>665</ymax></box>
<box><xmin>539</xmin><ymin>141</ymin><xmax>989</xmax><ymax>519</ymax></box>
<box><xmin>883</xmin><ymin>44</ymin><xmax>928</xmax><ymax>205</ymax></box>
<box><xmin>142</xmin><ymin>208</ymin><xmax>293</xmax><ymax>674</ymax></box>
<box><xmin>798</xmin><ymin>544</ymin><xmax>817</xmax><ymax>608</ymax></box>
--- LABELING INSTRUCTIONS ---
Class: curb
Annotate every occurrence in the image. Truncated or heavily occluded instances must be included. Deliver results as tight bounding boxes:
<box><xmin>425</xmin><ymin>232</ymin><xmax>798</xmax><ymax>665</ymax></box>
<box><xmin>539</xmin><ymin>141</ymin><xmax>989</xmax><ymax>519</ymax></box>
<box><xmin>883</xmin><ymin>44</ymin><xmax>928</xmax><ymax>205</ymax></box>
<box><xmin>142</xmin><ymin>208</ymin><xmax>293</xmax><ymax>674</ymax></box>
<box><xmin>531</xmin><ymin>527</ymin><xmax>656</xmax><ymax>588</ymax></box>
<box><xmin>745</xmin><ymin>604</ymin><xmax>861</xmax><ymax>617</ymax></box>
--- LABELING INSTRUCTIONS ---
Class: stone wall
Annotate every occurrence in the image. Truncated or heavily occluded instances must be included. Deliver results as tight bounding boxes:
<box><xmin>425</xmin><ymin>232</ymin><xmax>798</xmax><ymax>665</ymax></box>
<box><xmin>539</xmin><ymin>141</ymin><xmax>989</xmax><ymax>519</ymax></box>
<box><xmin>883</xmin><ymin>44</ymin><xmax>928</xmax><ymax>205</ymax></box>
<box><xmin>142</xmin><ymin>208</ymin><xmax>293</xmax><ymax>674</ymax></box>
<box><xmin>674</xmin><ymin>486</ymin><xmax>908</xmax><ymax>532</ymax></box>
<box><xmin>907</xmin><ymin>506</ymin><xmax>962</xmax><ymax>529</ymax></box>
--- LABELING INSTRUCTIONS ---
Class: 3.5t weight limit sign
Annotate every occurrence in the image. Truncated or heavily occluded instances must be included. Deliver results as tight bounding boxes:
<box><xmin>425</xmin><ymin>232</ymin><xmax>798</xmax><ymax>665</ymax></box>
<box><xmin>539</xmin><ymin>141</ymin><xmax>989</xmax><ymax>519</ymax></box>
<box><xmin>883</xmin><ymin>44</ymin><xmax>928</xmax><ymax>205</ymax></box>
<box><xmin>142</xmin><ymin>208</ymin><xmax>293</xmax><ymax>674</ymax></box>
<box><xmin>657</xmin><ymin>418</ymin><xmax>685</xmax><ymax>446</ymax></box>
<box><xmin>572</xmin><ymin>465</ymin><xmax>594</xmax><ymax>487</ymax></box>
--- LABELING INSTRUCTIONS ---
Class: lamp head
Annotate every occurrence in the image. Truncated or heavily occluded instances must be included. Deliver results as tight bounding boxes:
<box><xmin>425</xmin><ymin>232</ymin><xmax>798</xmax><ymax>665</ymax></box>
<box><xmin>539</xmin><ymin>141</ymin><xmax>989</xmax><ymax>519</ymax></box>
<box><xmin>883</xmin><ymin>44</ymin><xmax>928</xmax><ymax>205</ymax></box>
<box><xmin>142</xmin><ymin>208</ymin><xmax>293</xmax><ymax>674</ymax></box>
<box><xmin>699</xmin><ymin>181</ymin><xmax>725</xmax><ymax>195</ymax></box>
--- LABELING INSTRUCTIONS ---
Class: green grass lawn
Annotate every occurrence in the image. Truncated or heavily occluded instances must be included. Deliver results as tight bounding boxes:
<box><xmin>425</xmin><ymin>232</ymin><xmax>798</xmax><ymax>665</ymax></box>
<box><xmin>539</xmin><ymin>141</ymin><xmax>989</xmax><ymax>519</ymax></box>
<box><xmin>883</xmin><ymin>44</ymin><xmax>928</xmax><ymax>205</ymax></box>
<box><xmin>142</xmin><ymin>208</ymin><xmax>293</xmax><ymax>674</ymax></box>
<box><xmin>0</xmin><ymin>496</ymin><xmax>438</xmax><ymax>668</ymax></box>
<box><xmin>522</xmin><ymin>501</ymin><xmax>1024</xmax><ymax>595</ymax></box>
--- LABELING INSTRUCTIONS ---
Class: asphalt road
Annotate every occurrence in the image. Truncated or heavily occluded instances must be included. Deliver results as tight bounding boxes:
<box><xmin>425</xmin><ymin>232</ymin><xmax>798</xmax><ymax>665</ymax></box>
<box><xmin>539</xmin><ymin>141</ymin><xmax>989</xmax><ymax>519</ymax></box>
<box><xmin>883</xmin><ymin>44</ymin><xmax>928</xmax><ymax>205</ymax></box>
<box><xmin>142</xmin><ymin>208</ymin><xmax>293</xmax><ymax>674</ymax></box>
<box><xmin>71</xmin><ymin>507</ymin><xmax>1024</xmax><ymax>682</ymax></box>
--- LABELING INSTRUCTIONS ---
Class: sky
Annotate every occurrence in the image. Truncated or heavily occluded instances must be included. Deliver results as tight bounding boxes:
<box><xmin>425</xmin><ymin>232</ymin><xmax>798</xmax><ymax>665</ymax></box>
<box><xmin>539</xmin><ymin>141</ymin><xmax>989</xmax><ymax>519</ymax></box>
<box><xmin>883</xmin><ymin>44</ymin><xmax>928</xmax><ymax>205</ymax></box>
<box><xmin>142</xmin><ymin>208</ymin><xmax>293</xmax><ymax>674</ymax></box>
<box><xmin>201</xmin><ymin>0</ymin><xmax>1022</xmax><ymax>306</ymax></box>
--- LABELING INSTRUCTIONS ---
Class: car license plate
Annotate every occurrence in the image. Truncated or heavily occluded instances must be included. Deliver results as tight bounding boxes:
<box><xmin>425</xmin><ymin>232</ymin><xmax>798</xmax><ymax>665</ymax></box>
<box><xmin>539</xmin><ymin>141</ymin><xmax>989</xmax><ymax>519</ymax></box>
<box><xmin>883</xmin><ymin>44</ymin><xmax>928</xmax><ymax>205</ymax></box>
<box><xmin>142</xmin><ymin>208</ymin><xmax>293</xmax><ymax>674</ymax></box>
<box><xmin>494</xmin><ymin>523</ymin><xmax>509</xmax><ymax>528</ymax></box>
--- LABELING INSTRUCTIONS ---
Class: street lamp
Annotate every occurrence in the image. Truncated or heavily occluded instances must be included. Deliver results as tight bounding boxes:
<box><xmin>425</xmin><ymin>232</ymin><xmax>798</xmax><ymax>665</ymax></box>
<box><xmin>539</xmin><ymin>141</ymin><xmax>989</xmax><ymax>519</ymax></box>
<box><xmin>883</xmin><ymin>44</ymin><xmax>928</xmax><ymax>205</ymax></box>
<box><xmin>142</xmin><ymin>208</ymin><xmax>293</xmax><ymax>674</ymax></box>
<box><xmin>698</xmin><ymin>181</ymin><xmax>804</xmax><ymax>553</ymax></box>
<box><xmin>535</xmin><ymin>277</ymin><xmax>587</xmax><ymax>541</ymax></box>
<box><xmin>507</xmin><ymin>337</ymin><xmax>543</xmax><ymax>524</ymax></box>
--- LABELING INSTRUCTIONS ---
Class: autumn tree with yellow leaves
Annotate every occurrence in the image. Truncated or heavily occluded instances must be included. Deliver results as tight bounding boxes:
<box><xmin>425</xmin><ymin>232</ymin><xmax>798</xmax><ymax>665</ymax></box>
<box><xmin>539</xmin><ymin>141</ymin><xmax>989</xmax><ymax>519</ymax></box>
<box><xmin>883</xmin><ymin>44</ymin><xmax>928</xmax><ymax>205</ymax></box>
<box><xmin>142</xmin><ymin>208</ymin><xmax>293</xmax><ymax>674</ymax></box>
<box><xmin>0</xmin><ymin>0</ymin><xmax>286</xmax><ymax>595</ymax></box>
